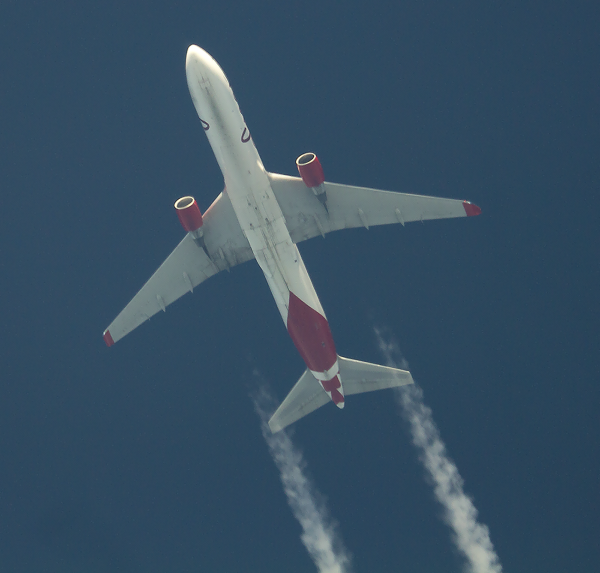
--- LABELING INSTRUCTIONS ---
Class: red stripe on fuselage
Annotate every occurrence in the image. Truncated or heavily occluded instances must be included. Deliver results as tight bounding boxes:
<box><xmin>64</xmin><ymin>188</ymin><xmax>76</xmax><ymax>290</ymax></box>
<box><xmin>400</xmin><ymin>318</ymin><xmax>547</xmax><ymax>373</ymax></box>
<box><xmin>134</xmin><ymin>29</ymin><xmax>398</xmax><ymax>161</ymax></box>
<box><xmin>322</xmin><ymin>375</ymin><xmax>345</xmax><ymax>405</ymax></box>
<box><xmin>321</xmin><ymin>376</ymin><xmax>341</xmax><ymax>392</ymax></box>
<box><xmin>330</xmin><ymin>388</ymin><xmax>345</xmax><ymax>405</ymax></box>
<box><xmin>287</xmin><ymin>292</ymin><xmax>337</xmax><ymax>373</ymax></box>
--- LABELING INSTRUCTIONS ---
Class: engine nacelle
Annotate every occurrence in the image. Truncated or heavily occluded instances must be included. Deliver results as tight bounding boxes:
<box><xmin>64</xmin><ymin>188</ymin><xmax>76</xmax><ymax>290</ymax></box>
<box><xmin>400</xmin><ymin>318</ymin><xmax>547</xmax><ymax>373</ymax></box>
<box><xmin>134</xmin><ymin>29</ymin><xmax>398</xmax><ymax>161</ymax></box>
<box><xmin>296</xmin><ymin>152</ymin><xmax>328</xmax><ymax>212</ymax></box>
<box><xmin>175</xmin><ymin>196</ymin><xmax>204</xmax><ymax>238</ymax></box>
<box><xmin>296</xmin><ymin>152</ymin><xmax>325</xmax><ymax>188</ymax></box>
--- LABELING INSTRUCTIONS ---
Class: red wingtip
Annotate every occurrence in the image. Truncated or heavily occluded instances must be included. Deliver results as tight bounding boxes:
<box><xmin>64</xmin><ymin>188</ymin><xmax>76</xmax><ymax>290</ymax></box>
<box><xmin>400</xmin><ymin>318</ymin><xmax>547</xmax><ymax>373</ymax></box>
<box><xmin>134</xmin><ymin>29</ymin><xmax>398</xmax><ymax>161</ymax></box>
<box><xmin>103</xmin><ymin>330</ymin><xmax>114</xmax><ymax>347</ymax></box>
<box><xmin>463</xmin><ymin>201</ymin><xmax>482</xmax><ymax>217</ymax></box>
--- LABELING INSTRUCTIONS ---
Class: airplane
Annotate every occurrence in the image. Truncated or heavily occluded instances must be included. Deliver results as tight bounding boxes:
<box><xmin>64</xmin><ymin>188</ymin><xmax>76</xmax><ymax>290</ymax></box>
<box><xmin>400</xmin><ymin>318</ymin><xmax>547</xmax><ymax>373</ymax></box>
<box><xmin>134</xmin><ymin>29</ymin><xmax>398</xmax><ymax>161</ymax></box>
<box><xmin>102</xmin><ymin>45</ymin><xmax>481</xmax><ymax>432</ymax></box>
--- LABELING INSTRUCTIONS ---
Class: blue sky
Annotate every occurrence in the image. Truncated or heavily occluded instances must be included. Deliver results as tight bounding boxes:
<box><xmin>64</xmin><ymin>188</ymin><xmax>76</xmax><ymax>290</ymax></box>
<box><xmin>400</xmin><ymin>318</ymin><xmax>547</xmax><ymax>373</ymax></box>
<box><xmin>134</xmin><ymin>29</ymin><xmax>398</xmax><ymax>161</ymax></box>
<box><xmin>1</xmin><ymin>2</ymin><xmax>598</xmax><ymax>572</ymax></box>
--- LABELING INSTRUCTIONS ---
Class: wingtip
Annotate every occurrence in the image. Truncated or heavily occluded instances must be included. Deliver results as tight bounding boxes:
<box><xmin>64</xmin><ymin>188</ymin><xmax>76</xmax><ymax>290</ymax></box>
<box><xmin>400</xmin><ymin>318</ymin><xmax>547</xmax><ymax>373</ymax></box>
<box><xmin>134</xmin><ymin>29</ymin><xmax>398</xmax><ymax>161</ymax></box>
<box><xmin>268</xmin><ymin>419</ymin><xmax>282</xmax><ymax>434</ymax></box>
<box><xmin>103</xmin><ymin>329</ymin><xmax>114</xmax><ymax>347</ymax></box>
<box><xmin>463</xmin><ymin>201</ymin><xmax>482</xmax><ymax>217</ymax></box>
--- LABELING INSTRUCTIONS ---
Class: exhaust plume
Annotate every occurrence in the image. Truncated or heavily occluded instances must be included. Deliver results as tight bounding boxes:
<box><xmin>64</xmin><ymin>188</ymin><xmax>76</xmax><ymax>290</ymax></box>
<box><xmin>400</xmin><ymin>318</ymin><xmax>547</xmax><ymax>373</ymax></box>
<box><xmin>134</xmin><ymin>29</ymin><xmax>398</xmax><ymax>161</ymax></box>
<box><xmin>252</xmin><ymin>380</ymin><xmax>352</xmax><ymax>573</ymax></box>
<box><xmin>377</xmin><ymin>333</ymin><xmax>503</xmax><ymax>573</ymax></box>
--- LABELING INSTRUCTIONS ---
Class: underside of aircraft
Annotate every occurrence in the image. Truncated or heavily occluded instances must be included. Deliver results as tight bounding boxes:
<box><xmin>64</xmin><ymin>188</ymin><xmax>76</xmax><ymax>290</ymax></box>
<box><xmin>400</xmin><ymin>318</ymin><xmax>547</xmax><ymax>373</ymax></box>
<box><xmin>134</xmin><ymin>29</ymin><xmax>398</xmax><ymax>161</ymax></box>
<box><xmin>103</xmin><ymin>46</ymin><xmax>481</xmax><ymax>432</ymax></box>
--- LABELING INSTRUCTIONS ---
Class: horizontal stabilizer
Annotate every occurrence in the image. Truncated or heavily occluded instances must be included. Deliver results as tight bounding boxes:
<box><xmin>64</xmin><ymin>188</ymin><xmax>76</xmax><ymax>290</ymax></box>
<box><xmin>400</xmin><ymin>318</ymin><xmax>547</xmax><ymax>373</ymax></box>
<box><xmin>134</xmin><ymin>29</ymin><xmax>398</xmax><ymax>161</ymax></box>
<box><xmin>338</xmin><ymin>356</ymin><xmax>413</xmax><ymax>395</ymax></box>
<box><xmin>268</xmin><ymin>370</ymin><xmax>329</xmax><ymax>433</ymax></box>
<box><xmin>268</xmin><ymin>356</ymin><xmax>413</xmax><ymax>433</ymax></box>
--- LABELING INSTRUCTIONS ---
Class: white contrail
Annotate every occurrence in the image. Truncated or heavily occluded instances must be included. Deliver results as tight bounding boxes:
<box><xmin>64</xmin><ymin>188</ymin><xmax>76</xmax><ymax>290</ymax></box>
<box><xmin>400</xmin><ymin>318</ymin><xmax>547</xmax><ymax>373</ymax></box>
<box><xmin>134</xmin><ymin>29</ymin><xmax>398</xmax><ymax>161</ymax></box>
<box><xmin>252</xmin><ymin>381</ymin><xmax>352</xmax><ymax>573</ymax></box>
<box><xmin>377</xmin><ymin>333</ymin><xmax>503</xmax><ymax>573</ymax></box>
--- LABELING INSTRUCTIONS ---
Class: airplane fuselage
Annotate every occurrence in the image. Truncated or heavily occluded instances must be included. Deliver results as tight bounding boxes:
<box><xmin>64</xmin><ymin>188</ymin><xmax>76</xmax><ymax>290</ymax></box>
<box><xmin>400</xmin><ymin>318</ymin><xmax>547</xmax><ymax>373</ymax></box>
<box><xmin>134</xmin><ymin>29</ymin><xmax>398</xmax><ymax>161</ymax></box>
<box><xmin>185</xmin><ymin>46</ymin><xmax>345</xmax><ymax>406</ymax></box>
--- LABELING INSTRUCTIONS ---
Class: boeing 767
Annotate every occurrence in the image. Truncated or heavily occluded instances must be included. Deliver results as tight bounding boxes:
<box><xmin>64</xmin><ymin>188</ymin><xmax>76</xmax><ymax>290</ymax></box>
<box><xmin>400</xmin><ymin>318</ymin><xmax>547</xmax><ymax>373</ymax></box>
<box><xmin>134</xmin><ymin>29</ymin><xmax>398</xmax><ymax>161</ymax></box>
<box><xmin>103</xmin><ymin>45</ymin><xmax>481</xmax><ymax>432</ymax></box>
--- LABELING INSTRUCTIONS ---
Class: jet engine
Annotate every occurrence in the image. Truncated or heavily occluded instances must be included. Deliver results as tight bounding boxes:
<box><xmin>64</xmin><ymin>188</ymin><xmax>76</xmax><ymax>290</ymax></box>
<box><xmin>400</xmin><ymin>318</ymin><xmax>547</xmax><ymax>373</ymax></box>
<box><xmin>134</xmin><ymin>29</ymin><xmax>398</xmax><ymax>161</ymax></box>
<box><xmin>296</xmin><ymin>152</ymin><xmax>324</xmax><ymax>187</ymax></box>
<box><xmin>175</xmin><ymin>195</ymin><xmax>211</xmax><ymax>257</ymax></box>
<box><xmin>296</xmin><ymin>152</ymin><xmax>328</xmax><ymax>212</ymax></box>
<box><xmin>175</xmin><ymin>196</ymin><xmax>204</xmax><ymax>239</ymax></box>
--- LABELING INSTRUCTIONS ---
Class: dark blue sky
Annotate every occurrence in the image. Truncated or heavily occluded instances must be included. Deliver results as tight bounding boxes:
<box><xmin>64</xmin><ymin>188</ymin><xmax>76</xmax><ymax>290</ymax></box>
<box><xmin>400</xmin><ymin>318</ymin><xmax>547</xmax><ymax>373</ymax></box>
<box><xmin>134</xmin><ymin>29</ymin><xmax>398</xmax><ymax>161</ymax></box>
<box><xmin>1</xmin><ymin>2</ymin><xmax>598</xmax><ymax>572</ymax></box>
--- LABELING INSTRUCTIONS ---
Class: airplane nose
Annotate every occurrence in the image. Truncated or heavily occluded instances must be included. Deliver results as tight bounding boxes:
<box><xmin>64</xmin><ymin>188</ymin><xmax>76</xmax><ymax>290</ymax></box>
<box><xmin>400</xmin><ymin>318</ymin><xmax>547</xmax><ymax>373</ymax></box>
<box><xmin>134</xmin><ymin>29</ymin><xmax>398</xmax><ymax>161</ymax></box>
<box><xmin>186</xmin><ymin>45</ymin><xmax>208</xmax><ymax>73</ymax></box>
<box><xmin>185</xmin><ymin>45</ymin><xmax>229</xmax><ymax>88</ymax></box>
<box><xmin>186</xmin><ymin>44</ymin><xmax>203</xmax><ymax>65</ymax></box>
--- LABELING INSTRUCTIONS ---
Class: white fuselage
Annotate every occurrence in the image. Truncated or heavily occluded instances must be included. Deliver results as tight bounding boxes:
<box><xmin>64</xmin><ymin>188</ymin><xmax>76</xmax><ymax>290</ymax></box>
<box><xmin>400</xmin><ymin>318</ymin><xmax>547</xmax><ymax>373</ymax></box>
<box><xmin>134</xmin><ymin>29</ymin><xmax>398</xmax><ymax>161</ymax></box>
<box><xmin>185</xmin><ymin>46</ymin><xmax>343</xmax><ymax>402</ymax></box>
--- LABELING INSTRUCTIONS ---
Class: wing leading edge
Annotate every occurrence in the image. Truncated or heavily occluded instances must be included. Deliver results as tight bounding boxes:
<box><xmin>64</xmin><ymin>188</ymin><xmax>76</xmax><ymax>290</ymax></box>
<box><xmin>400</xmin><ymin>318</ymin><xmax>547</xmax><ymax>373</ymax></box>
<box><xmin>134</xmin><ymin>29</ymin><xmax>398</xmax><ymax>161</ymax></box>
<box><xmin>103</xmin><ymin>191</ymin><xmax>254</xmax><ymax>346</ymax></box>
<box><xmin>268</xmin><ymin>172</ymin><xmax>480</xmax><ymax>244</ymax></box>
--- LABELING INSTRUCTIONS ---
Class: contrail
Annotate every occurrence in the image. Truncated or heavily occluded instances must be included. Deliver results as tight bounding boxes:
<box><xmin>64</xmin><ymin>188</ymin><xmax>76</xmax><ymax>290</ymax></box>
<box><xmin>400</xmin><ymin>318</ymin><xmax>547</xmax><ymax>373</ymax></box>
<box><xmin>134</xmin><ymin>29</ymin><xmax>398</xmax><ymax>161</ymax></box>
<box><xmin>377</xmin><ymin>332</ymin><xmax>503</xmax><ymax>573</ymax></box>
<box><xmin>252</xmin><ymin>379</ymin><xmax>352</xmax><ymax>573</ymax></box>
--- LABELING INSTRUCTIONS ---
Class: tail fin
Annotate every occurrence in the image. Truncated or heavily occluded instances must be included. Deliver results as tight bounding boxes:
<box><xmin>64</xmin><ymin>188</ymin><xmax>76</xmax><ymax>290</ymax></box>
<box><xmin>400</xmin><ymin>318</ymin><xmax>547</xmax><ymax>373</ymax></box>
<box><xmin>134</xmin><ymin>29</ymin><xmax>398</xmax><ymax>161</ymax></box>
<box><xmin>268</xmin><ymin>356</ymin><xmax>413</xmax><ymax>433</ymax></box>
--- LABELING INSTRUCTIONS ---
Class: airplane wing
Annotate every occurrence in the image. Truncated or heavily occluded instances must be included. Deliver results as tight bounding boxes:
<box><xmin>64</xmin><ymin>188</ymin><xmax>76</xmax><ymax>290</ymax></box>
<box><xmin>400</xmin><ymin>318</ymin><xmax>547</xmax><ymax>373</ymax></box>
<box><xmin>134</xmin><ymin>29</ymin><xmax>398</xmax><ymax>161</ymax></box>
<box><xmin>267</xmin><ymin>172</ymin><xmax>480</xmax><ymax>243</ymax></box>
<box><xmin>103</xmin><ymin>191</ymin><xmax>254</xmax><ymax>345</ymax></box>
